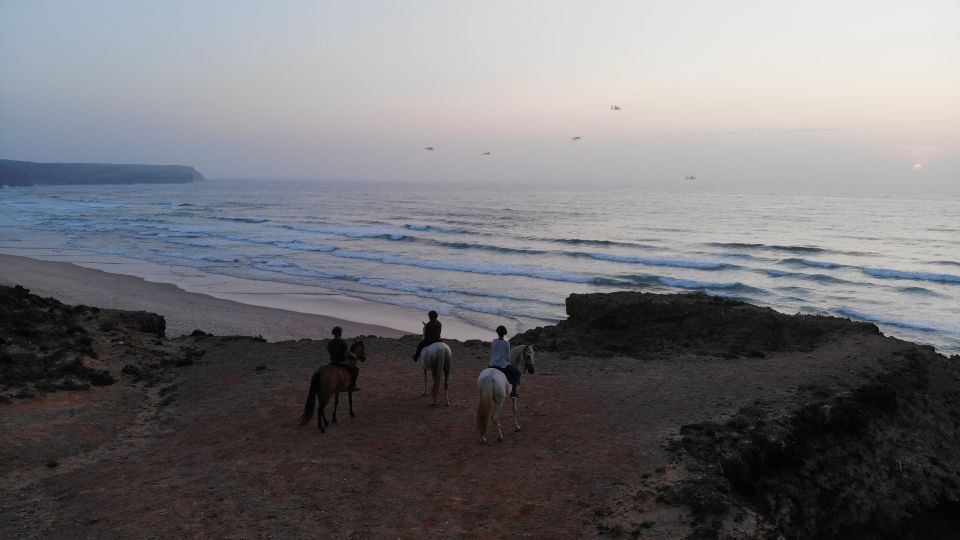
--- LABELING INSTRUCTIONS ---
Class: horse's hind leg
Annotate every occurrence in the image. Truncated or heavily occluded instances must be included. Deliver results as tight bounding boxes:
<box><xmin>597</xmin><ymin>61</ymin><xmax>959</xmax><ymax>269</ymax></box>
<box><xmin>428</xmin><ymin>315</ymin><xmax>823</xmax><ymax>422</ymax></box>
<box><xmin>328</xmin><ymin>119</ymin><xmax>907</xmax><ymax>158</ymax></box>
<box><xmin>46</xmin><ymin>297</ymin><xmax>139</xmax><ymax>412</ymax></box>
<box><xmin>443</xmin><ymin>361</ymin><xmax>451</xmax><ymax>406</ymax></box>
<box><xmin>332</xmin><ymin>392</ymin><xmax>339</xmax><ymax>424</ymax></box>
<box><xmin>348</xmin><ymin>390</ymin><xmax>355</xmax><ymax>418</ymax></box>
<box><xmin>512</xmin><ymin>396</ymin><xmax>521</xmax><ymax>432</ymax></box>
<box><xmin>493</xmin><ymin>398</ymin><xmax>505</xmax><ymax>442</ymax></box>
<box><xmin>318</xmin><ymin>403</ymin><xmax>327</xmax><ymax>433</ymax></box>
<box><xmin>422</xmin><ymin>369</ymin><xmax>428</xmax><ymax>397</ymax></box>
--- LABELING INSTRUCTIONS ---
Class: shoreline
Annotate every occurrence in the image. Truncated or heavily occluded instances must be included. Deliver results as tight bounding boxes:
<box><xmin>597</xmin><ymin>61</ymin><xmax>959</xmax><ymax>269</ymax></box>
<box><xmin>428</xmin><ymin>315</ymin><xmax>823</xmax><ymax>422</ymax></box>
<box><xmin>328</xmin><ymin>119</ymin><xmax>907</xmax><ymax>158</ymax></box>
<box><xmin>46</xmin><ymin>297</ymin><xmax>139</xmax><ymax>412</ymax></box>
<box><xmin>0</xmin><ymin>252</ymin><xmax>490</xmax><ymax>341</ymax></box>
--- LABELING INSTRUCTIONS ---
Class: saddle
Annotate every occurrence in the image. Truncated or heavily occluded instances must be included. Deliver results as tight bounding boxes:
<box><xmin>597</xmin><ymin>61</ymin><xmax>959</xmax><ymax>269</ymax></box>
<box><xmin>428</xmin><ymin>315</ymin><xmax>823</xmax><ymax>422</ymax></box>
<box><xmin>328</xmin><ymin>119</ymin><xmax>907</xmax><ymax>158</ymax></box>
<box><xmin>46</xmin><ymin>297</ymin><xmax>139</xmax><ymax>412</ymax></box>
<box><xmin>490</xmin><ymin>365</ymin><xmax>517</xmax><ymax>384</ymax></box>
<box><xmin>333</xmin><ymin>365</ymin><xmax>354</xmax><ymax>385</ymax></box>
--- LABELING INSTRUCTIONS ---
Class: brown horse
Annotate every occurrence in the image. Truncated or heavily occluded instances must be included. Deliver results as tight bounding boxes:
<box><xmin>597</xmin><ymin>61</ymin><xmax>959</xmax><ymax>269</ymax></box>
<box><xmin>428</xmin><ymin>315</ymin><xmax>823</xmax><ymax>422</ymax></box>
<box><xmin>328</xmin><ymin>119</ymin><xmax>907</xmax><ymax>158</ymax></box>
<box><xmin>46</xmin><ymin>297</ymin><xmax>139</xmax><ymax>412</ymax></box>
<box><xmin>299</xmin><ymin>341</ymin><xmax>365</xmax><ymax>432</ymax></box>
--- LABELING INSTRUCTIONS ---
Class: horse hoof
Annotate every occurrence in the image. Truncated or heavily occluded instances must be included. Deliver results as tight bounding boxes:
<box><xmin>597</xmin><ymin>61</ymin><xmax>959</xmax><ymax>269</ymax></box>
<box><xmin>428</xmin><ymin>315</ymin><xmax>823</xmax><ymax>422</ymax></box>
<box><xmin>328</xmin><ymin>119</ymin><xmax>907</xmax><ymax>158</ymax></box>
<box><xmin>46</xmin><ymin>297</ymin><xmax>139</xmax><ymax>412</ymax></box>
<box><xmin>515</xmin><ymin>427</ymin><xmax>521</xmax><ymax>432</ymax></box>
<box><xmin>421</xmin><ymin>392</ymin><xmax>427</xmax><ymax>397</ymax></box>
<box><xmin>350</xmin><ymin>412</ymin><xmax>355</xmax><ymax>418</ymax></box>
<box><xmin>497</xmin><ymin>436</ymin><xmax>504</xmax><ymax>442</ymax></box>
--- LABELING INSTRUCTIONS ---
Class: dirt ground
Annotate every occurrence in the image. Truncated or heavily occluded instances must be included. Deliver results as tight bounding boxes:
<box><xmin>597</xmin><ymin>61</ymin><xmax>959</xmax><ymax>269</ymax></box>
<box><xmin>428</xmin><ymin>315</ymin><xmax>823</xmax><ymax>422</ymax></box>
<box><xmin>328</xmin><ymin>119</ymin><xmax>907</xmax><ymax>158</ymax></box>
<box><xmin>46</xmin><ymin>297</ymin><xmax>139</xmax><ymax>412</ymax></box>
<box><xmin>0</xmin><ymin>327</ymin><xmax>905</xmax><ymax>539</ymax></box>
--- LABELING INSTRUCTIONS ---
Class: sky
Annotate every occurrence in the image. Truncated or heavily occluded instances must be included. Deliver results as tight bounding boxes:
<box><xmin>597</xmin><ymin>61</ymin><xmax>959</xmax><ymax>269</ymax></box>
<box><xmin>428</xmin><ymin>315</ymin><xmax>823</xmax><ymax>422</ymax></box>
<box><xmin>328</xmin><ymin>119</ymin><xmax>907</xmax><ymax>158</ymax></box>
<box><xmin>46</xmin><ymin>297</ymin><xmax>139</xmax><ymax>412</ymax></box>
<box><xmin>1</xmin><ymin>1</ymin><xmax>958</xmax><ymax>189</ymax></box>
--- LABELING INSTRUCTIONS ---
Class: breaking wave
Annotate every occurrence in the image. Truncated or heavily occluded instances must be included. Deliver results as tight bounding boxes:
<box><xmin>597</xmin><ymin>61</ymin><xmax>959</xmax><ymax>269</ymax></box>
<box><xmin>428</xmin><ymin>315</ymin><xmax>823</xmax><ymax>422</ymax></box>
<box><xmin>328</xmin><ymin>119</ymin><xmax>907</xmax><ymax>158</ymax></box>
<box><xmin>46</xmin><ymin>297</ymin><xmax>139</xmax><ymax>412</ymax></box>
<box><xmin>861</xmin><ymin>267</ymin><xmax>960</xmax><ymax>284</ymax></box>
<box><xmin>836</xmin><ymin>307</ymin><xmax>941</xmax><ymax>333</ymax></box>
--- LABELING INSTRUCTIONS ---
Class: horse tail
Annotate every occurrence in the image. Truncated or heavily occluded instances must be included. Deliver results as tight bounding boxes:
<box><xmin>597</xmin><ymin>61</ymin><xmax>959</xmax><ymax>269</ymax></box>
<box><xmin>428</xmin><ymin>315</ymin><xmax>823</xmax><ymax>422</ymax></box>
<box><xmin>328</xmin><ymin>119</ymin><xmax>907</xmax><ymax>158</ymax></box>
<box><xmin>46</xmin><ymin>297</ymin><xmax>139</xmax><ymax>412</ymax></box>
<box><xmin>299</xmin><ymin>370</ymin><xmax>321</xmax><ymax>425</ymax></box>
<box><xmin>431</xmin><ymin>346</ymin><xmax>446</xmax><ymax>399</ymax></box>
<box><xmin>476</xmin><ymin>375</ymin><xmax>493</xmax><ymax>436</ymax></box>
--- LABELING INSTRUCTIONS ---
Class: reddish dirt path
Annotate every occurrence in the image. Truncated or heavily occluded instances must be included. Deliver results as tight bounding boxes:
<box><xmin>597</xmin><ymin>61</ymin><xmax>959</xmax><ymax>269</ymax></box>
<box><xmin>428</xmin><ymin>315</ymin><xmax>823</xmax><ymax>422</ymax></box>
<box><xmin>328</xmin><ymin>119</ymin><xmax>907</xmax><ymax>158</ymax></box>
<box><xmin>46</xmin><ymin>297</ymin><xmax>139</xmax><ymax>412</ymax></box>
<box><xmin>1</xmin><ymin>334</ymin><xmax>895</xmax><ymax>538</ymax></box>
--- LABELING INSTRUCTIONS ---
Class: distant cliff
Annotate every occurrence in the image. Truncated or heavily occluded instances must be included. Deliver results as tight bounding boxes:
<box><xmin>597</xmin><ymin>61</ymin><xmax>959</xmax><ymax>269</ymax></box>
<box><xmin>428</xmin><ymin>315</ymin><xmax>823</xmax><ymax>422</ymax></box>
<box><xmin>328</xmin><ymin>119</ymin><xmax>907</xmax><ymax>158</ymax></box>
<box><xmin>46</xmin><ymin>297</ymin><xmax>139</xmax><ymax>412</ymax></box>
<box><xmin>0</xmin><ymin>159</ymin><xmax>204</xmax><ymax>186</ymax></box>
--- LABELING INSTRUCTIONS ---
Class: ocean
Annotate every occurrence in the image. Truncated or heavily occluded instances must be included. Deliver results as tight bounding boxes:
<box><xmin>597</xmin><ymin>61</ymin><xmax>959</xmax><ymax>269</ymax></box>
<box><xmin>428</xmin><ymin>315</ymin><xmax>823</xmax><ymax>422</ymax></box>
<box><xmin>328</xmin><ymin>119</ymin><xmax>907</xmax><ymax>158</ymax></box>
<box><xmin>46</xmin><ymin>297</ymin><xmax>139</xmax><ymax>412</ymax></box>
<box><xmin>1</xmin><ymin>180</ymin><xmax>958</xmax><ymax>355</ymax></box>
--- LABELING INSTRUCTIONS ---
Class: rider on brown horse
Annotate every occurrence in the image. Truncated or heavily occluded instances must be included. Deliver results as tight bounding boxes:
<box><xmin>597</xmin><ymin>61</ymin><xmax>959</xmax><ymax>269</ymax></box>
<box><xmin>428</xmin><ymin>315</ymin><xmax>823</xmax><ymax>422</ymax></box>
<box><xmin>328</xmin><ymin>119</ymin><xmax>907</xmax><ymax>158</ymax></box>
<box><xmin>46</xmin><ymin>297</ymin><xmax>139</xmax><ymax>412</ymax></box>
<box><xmin>328</xmin><ymin>326</ymin><xmax>359</xmax><ymax>391</ymax></box>
<box><xmin>412</xmin><ymin>310</ymin><xmax>442</xmax><ymax>362</ymax></box>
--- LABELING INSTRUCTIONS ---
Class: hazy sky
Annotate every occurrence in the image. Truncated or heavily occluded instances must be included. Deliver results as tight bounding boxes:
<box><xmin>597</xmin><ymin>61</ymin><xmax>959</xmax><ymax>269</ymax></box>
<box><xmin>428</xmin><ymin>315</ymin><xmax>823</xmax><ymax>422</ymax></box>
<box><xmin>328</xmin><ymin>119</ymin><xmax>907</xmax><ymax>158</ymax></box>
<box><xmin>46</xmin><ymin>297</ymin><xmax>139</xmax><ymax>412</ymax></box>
<box><xmin>1</xmin><ymin>1</ymin><xmax>957</xmax><ymax>188</ymax></box>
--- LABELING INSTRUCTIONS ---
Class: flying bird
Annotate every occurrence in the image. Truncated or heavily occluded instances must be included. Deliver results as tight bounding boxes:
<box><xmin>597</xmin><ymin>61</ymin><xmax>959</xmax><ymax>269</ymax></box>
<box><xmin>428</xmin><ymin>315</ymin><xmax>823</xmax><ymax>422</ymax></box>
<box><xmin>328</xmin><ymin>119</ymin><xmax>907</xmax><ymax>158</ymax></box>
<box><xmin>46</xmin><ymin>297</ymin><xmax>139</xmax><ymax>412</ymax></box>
<box><xmin>610</xmin><ymin>105</ymin><xmax>621</xmax><ymax>111</ymax></box>
<box><xmin>571</xmin><ymin>136</ymin><xmax>582</xmax><ymax>141</ymax></box>
<box><xmin>424</xmin><ymin>146</ymin><xmax>434</xmax><ymax>151</ymax></box>
<box><xmin>481</xmin><ymin>152</ymin><xmax>492</xmax><ymax>156</ymax></box>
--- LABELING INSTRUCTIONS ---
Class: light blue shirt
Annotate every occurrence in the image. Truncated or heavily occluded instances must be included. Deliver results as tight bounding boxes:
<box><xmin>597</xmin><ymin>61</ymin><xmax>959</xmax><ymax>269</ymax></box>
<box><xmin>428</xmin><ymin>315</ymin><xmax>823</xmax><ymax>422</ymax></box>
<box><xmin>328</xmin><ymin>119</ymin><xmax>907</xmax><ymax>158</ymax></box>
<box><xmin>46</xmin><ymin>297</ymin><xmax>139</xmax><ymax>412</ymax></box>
<box><xmin>489</xmin><ymin>338</ymin><xmax>510</xmax><ymax>368</ymax></box>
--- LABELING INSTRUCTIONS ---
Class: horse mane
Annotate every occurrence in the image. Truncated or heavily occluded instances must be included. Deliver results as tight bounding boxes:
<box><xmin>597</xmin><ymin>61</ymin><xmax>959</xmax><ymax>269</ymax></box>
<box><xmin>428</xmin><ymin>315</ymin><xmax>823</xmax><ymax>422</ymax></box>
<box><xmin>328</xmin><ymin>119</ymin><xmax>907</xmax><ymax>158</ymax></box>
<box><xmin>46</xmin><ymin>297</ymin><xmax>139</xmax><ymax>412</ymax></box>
<box><xmin>350</xmin><ymin>340</ymin><xmax>365</xmax><ymax>362</ymax></box>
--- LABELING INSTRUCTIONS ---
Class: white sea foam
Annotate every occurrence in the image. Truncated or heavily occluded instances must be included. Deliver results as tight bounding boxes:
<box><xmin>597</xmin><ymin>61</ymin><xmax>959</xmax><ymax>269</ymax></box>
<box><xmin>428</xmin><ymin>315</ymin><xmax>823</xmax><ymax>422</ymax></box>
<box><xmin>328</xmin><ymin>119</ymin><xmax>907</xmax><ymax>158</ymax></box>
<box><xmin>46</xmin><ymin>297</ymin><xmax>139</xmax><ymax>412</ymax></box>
<box><xmin>658</xmin><ymin>277</ymin><xmax>754</xmax><ymax>291</ymax></box>
<box><xmin>331</xmin><ymin>249</ymin><xmax>596</xmax><ymax>283</ymax></box>
<box><xmin>578</xmin><ymin>252</ymin><xmax>733</xmax><ymax>270</ymax></box>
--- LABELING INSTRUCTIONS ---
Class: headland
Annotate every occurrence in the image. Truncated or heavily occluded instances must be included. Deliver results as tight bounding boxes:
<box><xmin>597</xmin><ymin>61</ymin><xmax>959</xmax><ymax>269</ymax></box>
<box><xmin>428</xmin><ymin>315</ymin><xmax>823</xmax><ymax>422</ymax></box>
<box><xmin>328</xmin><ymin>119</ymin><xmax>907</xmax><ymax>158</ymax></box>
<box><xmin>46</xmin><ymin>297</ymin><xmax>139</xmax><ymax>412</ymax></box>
<box><xmin>0</xmin><ymin>159</ymin><xmax>204</xmax><ymax>186</ymax></box>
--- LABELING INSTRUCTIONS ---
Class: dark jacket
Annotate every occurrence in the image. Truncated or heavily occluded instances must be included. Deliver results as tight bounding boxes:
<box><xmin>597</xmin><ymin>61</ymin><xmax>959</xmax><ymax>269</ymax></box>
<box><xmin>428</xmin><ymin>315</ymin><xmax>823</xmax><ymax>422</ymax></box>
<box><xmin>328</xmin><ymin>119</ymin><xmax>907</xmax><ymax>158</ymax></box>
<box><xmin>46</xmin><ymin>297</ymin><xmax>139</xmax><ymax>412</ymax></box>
<box><xmin>327</xmin><ymin>337</ymin><xmax>348</xmax><ymax>364</ymax></box>
<box><xmin>423</xmin><ymin>319</ymin><xmax>442</xmax><ymax>343</ymax></box>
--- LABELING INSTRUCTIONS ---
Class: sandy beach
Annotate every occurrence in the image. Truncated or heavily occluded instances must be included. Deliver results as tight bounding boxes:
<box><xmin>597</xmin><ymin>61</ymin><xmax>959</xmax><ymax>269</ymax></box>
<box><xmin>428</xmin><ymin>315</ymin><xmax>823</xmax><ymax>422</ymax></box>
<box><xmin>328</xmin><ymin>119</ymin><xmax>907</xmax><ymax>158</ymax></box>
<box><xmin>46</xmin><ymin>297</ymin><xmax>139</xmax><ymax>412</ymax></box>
<box><xmin>0</xmin><ymin>253</ymin><xmax>492</xmax><ymax>342</ymax></box>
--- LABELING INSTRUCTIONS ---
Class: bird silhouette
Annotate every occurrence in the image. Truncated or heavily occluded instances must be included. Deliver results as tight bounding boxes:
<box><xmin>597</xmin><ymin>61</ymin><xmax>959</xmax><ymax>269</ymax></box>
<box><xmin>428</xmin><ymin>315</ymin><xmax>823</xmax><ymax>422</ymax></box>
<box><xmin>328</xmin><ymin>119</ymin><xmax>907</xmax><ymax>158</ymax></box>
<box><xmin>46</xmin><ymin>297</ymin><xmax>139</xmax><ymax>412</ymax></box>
<box><xmin>481</xmin><ymin>152</ymin><xmax>492</xmax><ymax>156</ymax></box>
<box><xmin>424</xmin><ymin>146</ymin><xmax>434</xmax><ymax>151</ymax></box>
<box><xmin>610</xmin><ymin>105</ymin><xmax>621</xmax><ymax>111</ymax></box>
<box><xmin>571</xmin><ymin>136</ymin><xmax>582</xmax><ymax>141</ymax></box>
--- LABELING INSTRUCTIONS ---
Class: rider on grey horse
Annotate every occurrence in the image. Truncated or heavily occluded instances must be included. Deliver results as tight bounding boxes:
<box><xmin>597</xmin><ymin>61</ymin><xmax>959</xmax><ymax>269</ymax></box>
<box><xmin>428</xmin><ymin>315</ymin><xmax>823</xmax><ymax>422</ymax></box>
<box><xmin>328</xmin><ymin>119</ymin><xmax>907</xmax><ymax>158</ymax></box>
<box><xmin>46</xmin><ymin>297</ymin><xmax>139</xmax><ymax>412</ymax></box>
<box><xmin>488</xmin><ymin>325</ymin><xmax>521</xmax><ymax>397</ymax></box>
<box><xmin>412</xmin><ymin>310</ymin><xmax>442</xmax><ymax>362</ymax></box>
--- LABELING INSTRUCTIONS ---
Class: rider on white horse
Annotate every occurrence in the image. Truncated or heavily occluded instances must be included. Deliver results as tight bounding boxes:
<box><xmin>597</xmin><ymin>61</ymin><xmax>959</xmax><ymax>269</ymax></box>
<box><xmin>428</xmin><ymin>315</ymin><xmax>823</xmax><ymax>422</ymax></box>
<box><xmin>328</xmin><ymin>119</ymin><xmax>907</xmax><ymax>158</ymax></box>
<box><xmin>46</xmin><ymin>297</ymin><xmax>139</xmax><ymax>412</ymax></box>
<box><xmin>489</xmin><ymin>325</ymin><xmax>521</xmax><ymax>397</ymax></box>
<box><xmin>412</xmin><ymin>310</ymin><xmax>442</xmax><ymax>362</ymax></box>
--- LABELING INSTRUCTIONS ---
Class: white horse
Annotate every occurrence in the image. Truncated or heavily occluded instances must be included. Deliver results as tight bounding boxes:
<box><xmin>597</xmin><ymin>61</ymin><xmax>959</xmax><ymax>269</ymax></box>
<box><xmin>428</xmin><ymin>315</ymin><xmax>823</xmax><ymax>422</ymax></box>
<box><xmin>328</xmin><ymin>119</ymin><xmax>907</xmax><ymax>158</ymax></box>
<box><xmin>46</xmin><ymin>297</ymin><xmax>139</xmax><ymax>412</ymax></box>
<box><xmin>476</xmin><ymin>344</ymin><xmax>536</xmax><ymax>443</ymax></box>
<box><xmin>417</xmin><ymin>342</ymin><xmax>452</xmax><ymax>406</ymax></box>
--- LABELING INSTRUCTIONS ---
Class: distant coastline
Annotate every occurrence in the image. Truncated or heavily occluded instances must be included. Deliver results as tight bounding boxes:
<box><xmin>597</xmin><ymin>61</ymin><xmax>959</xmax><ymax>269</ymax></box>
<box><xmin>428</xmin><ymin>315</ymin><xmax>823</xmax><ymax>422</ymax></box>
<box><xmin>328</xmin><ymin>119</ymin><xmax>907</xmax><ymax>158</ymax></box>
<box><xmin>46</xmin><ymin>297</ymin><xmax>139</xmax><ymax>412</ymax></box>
<box><xmin>0</xmin><ymin>159</ymin><xmax>204</xmax><ymax>186</ymax></box>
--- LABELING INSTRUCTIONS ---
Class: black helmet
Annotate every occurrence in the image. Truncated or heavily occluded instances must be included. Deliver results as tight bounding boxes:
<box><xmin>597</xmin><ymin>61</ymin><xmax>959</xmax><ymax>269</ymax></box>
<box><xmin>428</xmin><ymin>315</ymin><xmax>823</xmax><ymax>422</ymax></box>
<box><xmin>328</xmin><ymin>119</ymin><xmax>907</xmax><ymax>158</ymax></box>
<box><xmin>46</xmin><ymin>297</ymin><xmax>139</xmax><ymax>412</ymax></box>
<box><xmin>331</xmin><ymin>326</ymin><xmax>342</xmax><ymax>336</ymax></box>
<box><xmin>428</xmin><ymin>310</ymin><xmax>438</xmax><ymax>319</ymax></box>
<box><xmin>496</xmin><ymin>325</ymin><xmax>507</xmax><ymax>337</ymax></box>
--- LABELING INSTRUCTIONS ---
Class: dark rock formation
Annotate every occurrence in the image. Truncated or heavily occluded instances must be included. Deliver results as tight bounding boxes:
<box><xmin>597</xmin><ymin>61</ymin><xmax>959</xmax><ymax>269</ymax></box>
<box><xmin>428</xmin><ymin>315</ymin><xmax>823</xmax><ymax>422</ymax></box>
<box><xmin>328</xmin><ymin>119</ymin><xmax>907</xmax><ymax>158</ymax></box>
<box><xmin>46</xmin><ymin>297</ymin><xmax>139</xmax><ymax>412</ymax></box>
<box><xmin>0</xmin><ymin>285</ymin><xmax>194</xmax><ymax>400</ymax></box>
<box><xmin>110</xmin><ymin>311</ymin><xmax>166</xmax><ymax>337</ymax></box>
<box><xmin>515</xmin><ymin>291</ymin><xmax>879</xmax><ymax>357</ymax></box>
<box><xmin>665</xmin><ymin>345</ymin><xmax>960</xmax><ymax>539</ymax></box>
<box><xmin>524</xmin><ymin>292</ymin><xmax>960</xmax><ymax>538</ymax></box>
<box><xmin>0</xmin><ymin>286</ymin><xmax>113</xmax><ymax>396</ymax></box>
<box><xmin>0</xmin><ymin>159</ymin><xmax>204</xmax><ymax>186</ymax></box>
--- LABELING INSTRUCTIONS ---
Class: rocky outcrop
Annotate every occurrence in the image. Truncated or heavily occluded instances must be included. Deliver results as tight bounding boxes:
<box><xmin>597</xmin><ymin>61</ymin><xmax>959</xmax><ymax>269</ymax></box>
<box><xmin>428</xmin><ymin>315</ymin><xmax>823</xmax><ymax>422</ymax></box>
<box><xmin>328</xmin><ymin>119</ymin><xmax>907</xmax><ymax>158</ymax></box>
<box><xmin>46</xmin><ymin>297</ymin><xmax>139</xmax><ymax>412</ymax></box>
<box><xmin>664</xmin><ymin>344</ymin><xmax>960</xmax><ymax>539</ymax></box>
<box><xmin>0</xmin><ymin>159</ymin><xmax>204</xmax><ymax>186</ymax></box>
<box><xmin>518</xmin><ymin>291</ymin><xmax>960</xmax><ymax>538</ymax></box>
<box><xmin>109</xmin><ymin>311</ymin><xmax>166</xmax><ymax>337</ymax></box>
<box><xmin>515</xmin><ymin>291</ymin><xmax>879</xmax><ymax>357</ymax></box>
<box><xmin>0</xmin><ymin>285</ymin><xmax>196</xmax><ymax>401</ymax></box>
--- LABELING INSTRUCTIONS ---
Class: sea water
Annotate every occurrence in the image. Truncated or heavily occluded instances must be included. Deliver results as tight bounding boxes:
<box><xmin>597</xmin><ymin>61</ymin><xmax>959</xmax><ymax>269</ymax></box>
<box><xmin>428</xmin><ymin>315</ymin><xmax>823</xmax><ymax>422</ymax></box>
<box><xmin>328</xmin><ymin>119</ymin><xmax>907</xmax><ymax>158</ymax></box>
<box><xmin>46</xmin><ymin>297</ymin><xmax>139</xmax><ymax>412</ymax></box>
<box><xmin>1</xmin><ymin>180</ymin><xmax>957</xmax><ymax>355</ymax></box>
